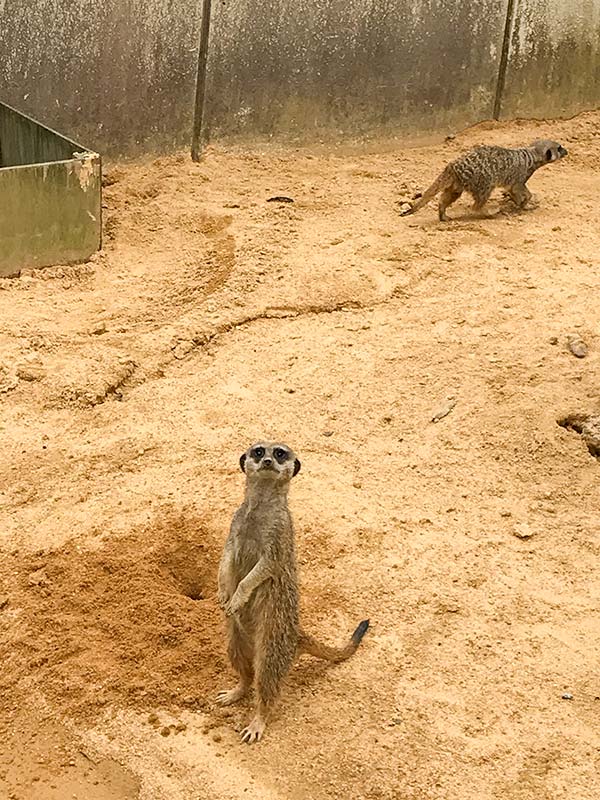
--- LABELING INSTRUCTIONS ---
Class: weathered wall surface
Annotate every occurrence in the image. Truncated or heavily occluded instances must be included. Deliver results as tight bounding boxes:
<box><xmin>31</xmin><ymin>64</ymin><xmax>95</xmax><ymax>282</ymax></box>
<box><xmin>0</xmin><ymin>0</ymin><xmax>599</xmax><ymax>154</ymax></box>
<box><xmin>204</xmin><ymin>0</ymin><xmax>509</xmax><ymax>142</ymax></box>
<box><xmin>501</xmin><ymin>0</ymin><xmax>600</xmax><ymax>119</ymax></box>
<box><xmin>0</xmin><ymin>0</ymin><xmax>201</xmax><ymax>155</ymax></box>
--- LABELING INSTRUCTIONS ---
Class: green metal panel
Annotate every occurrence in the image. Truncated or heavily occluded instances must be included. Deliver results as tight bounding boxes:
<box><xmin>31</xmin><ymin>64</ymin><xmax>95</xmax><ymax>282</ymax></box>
<box><xmin>0</xmin><ymin>103</ymin><xmax>77</xmax><ymax>167</ymax></box>
<box><xmin>0</xmin><ymin>101</ymin><xmax>101</xmax><ymax>277</ymax></box>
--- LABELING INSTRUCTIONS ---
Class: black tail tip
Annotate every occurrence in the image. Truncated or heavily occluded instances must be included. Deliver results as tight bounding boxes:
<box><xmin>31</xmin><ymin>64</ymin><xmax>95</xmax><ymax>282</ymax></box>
<box><xmin>352</xmin><ymin>619</ymin><xmax>370</xmax><ymax>645</ymax></box>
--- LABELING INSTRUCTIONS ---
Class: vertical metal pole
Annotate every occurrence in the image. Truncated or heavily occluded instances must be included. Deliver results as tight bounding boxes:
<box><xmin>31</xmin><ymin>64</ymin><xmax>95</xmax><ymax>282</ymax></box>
<box><xmin>191</xmin><ymin>0</ymin><xmax>213</xmax><ymax>161</ymax></box>
<box><xmin>493</xmin><ymin>0</ymin><xmax>517</xmax><ymax>120</ymax></box>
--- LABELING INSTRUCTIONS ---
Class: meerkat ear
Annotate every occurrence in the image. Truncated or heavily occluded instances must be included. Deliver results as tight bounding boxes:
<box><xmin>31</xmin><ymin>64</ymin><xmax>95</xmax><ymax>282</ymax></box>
<box><xmin>293</xmin><ymin>458</ymin><xmax>301</xmax><ymax>477</ymax></box>
<box><xmin>239</xmin><ymin>453</ymin><xmax>247</xmax><ymax>473</ymax></box>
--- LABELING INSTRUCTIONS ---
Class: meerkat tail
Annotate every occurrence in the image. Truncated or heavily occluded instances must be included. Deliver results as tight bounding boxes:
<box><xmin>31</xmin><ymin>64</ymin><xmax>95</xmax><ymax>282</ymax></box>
<box><xmin>298</xmin><ymin>619</ymin><xmax>370</xmax><ymax>663</ymax></box>
<box><xmin>400</xmin><ymin>169</ymin><xmax>449</xmax><ymax>216</ymax></box>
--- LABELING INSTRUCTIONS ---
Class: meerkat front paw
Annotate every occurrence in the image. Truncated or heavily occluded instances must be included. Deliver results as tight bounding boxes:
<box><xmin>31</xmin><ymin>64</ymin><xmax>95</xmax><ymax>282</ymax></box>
<box><xmin>217</xmin><ymin>588</ymin><xmax>229</xmax><ymax>609</ymax></box>
<box><xmin>224</xmin><ymin>593</ymin><xmax>245</xmax><ymax>616</ymax></box>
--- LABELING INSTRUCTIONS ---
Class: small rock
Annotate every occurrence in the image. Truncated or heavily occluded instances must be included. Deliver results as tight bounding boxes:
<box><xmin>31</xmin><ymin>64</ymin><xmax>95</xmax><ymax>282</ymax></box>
<box><xmin>182</xmin><ymin>695</ymin><xmax>196</xmax><ymax>706</ymax></box>
<box><xmin>513</xmin><ymin>522</ymin><xmax>534</xmax><ymax>540</ymax></box>
<box><xmin>322</xmin><ymin>431</ymin><xmax>334</xmax><ymax>437</ymax></box>
<box><xmin>431</xmin><ymin>396</ymin><xmax>457</xmax><ymax>423</ymax></box>
<box><xmin>171</xmin><ymin>339</ymin><xmax>194</xmax><ymax>360</ymax></box>
<box><xmin>89</xmin><ymin>321</ymin><xmax>107</xmax><ymax>336</ymax></box>
<box><xmin>160</xmin><ymin>726</ymin><xmax>171</xmax><ymax>737</ymax></box>
<box><xmin>174</xmin><ymin>722</ymin><xmax>187</xmax><ymax>733</ymax></box>
<box><xmin>549</xmin><ymin>336</ymin><xmax>558</xmax><ymax>345</ymax></box>
<box><xmin>566</xmin><ymin>334</ymin><xmax>587</xmax><ymax>358</ymax></box>
<box><xmin>0</xmin><ymin>596</ymin><xmax>9</xmax><ymax>610</ymax></box>
<box><xmin>353</xmin><ymin>482</ymin><xmax>362</xmax><ymax>489</ymax></box>
<box><xmin>561</xmin><ymin>693</ymin><xmax>573</xmax><ymax>700</ymax></box>
<box><xmin>212</xmin><ymin>732</ymin><xmax>222</xmax><ymax>743</ymax></box>
<box><xmin>148</xmin><ymin>713</ymin><xmax>159</xmax><ymax>725</ymax></box>
<box><xmin>28</xmin><ymin>568</ymin><xmax>48</xmax><ymax>587</ymax></box>
<box><xmin>16</xmin><ymin>364</ymin><xmax>46</xmax><ymax>382</ymax></box>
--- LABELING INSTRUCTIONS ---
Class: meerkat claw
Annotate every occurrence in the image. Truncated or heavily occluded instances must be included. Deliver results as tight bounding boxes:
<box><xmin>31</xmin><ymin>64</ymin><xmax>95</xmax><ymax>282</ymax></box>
<box><xmin>216</xmin><ymin>686</ymin><xmax>247</xmax><ymax>706</ymax></box>
<box><xmin>240</xmin><ymin>717</ymin><xmax>265</xmax><ymax>744</ymax></box>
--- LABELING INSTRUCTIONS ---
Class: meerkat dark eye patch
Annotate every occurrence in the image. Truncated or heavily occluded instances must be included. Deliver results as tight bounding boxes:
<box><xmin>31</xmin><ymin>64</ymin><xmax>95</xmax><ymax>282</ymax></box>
<box><xmin>545</xmin><ymin>148</ymin><xmax>554</xmax><ymax>162</ymax></box>
<box><xmin>293</xmin><ymin>459</ymin><xmax>301</xmax><ymax>477</ymax></box>
<box><xmin>251</xmin><ymin>446</ymin><xmax>265</xmax><ymax>461</ymax></box>
<box><xmin>273</xmin><ymin>447</ymin><xmax>288</xmax><ymax>463</ymax></box>
<box><xmin>239</xmin><ymin>453</ymin><xmax>247</xmax><ymax>472</ymax></box>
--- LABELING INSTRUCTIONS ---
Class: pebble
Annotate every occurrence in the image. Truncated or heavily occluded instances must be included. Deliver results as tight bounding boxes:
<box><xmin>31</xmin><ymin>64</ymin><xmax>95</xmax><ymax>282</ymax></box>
<box><xmin>562</xmin><ymin>693</ymin><xmax>573</xmax><ymax>700</ymax></box>
<box><xmin>431</xmin><ymin>396</ymin><xmax>457</xmax><ymax>423</ymax></box>
<box><xmin>16</xmin><ymin>364</ymin><xmax>46</xmax><ymax>382</ymax></box>
<box><xmin>513</xmin><ymin>522</ymin><xmax>534</xmax><ymax>540</ymax></box>
<box><xmin>171</xmin><ymin>340</ymin><xmax>194</xmax><ymax>359</ymax></box>
<box><xmin>182</xmin><ymin>695</ymin><xmax>196</xmax><ymax>705</ymax></box>
<box><xmin>89</xmin><ymin>321</ymin><xmax>107</xmax><ymax>336</ymax></box>
<box><xmin>566</xmin><ymin>334</ymin><xmax>587</xmax><ymax>358</ymax></box>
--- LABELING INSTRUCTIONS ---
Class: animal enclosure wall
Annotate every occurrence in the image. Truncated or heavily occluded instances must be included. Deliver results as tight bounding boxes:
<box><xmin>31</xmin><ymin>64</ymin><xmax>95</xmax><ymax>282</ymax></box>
<box><xmin>0</xmin><ymin>0</ymin><xmax>599</xmax><ymax>154</ymax></box>
<box><xmin>0</xmin><ymin>0</ymin><xmax>202</xmax><ymax>155</ymax></box>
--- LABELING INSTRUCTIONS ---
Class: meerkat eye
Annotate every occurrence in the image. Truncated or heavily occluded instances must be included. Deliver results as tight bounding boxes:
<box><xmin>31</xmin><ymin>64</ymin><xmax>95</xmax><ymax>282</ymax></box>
<box><xmin>274</xmin><ymin>447</ymin><xmax>288</xmax><ymax>462</ymax></box>
<box><xmin>252</xmin><ymin>446</ymin><xmax>265</xmax><ymax>460</ymax></box>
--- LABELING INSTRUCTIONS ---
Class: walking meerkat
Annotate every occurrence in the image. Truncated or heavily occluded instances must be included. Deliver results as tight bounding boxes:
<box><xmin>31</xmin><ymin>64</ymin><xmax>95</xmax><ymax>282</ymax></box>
<box><xmin>217</xmin><ymin>441</ymin><xmax>369</xmax><ymax>744</ymax></box>
<box><xmin>400</xmin><ymin>139</ymin><xmax>568</xmax><ymax>221</ymax></box>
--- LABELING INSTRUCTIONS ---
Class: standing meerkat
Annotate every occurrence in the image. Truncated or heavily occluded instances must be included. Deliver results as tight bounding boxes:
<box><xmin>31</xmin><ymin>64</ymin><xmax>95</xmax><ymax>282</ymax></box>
<box><xmin>400</xmin><ymin>139</ymin><xmax>568</xmax><ymax>221</ymax></box>
<box><xmin>217</xmin><ymin>441</ymin><xmax>369</xmax><ymax>744</ymax></box>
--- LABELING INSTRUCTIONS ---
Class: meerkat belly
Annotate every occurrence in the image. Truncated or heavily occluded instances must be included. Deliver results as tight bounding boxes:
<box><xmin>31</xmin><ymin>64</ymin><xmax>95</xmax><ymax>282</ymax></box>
<box><xmin>243</xmin><ymin>574</ymin><xmax>300</xmax><ymax>633</ymax></box>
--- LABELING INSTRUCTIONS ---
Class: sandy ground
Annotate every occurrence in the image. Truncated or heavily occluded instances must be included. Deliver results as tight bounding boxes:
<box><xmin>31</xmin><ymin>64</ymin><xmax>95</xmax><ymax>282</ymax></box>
<box><xmin>1</xmin><ymin>111</ymin><xmax>599</xmax><ymax>800</ymax></box>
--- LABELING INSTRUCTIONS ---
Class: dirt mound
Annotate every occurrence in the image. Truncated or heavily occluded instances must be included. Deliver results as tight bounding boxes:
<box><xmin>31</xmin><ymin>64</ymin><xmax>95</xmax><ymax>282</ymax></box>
<box><xmin>0</xmin><ymin>509</ymin><xmax>226</xmax><ymax>721</ymax></box>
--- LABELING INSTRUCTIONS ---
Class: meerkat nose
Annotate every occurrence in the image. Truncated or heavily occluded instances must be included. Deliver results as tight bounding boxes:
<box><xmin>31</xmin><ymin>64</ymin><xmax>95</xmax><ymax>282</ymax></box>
<box><xmin>262</xmin><ymin>458</ymin><xmax>273</xmax><ymax>466</ymax></box>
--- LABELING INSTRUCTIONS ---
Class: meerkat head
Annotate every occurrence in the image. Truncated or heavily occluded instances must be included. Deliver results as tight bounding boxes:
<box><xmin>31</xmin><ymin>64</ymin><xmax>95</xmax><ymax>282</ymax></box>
<box><xmin>239</xmin><ymin>441</ymin><xmax>301</xmax><ymax>483</ymax></box>
<box><xmin>530</xmin><ymin>139</ymin><xmax>568</xmax><ymax>163</ymax></box>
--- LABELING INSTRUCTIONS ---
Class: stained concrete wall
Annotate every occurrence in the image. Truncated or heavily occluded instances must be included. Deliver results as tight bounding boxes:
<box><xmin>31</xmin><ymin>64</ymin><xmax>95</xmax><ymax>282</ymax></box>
<box><xmin>0</xmin><ymin>0</ymin><xmax>599</xmax><ymax>154</ymax></box>
<box><xmin>203</xmin><ymin>0</ymin><xmax>509</xmax><ymax>142</ymax></box>
<box><xmin>0</xmin><ymin>0</ymin><xmax>201</xmax><ymax>155</ymax></box>
<box><xmin>501</xmin><ymin>0</ymin><xmax>600</xmax><ymax>119</ymax></box>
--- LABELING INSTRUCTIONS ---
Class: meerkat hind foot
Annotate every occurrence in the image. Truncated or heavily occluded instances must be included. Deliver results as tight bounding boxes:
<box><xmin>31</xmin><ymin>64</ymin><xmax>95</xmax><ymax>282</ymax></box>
<box><xmin>216</xmin><ymin>685</ymin><xmax>248</xmax><ymax>706</ymax></box>
<box><xmin>240</xmin><ymin>715</ymin><xmax>266</xmax><ymax>744</ymax></box>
